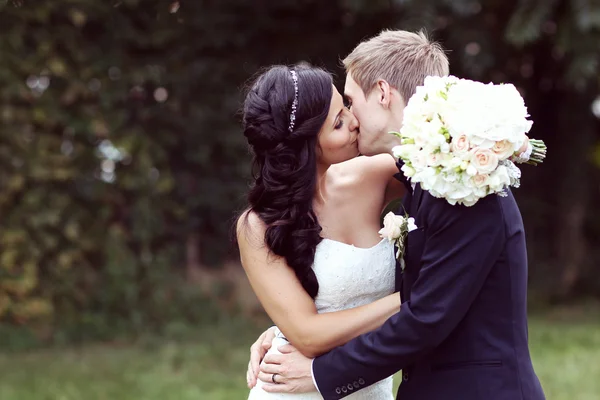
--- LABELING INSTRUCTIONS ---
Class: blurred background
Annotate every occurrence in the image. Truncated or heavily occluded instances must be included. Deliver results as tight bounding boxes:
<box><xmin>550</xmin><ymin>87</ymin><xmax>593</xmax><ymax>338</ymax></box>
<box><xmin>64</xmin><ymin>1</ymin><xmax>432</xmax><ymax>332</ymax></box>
<box><xmin>0</xmin><ymin>0</ymin><xmax>599</xmax><ymax>399</ymax></box>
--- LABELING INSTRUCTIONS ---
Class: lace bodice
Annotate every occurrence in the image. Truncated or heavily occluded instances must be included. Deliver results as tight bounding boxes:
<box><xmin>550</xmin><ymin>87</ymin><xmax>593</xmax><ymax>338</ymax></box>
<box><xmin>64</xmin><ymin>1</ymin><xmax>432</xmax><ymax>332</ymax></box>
<box><xmin>313</xmin><ymin>238</ymin><xmax>396</xmax><ymax>313</ymax></box>
<box><xmin>249</xmin><ymin>237</ymin><xmax>396</xmax><ymax>400</ymax></box>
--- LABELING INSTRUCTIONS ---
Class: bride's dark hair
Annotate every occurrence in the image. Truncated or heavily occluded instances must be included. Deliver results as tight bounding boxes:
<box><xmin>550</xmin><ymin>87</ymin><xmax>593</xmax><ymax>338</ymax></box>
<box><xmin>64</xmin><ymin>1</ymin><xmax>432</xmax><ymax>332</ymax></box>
<box><xmin>241</xmin><ymin>64</ymin><xmax>333</xmax><ymax>299</ymax></box>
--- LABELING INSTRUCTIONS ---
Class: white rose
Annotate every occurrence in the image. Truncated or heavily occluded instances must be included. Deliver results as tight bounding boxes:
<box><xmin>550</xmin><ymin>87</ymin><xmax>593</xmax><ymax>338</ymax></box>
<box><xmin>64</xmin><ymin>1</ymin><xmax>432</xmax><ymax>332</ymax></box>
<box><xmin>471</xmin><ymin>174</ymin><xmax>489</xmax><ymax>187</ymax></box>
<box><xmin>379</xmin><ymin>212</ymin><xmax>405</xmax><ymax>241</ymax></box>
<box><xmin>427</xmin><ymin>152</ymin><xmax>443</xmax><ymax>167</ymax></box>
<box><xmin>469</xmin><ymin>148</ymin><xmax>499</xmax><ymax>175</ymax></box>
<box><xmin>492</xmin><ymin>140</ymin><xmax>517</xmax><ymax>160</ymax></box>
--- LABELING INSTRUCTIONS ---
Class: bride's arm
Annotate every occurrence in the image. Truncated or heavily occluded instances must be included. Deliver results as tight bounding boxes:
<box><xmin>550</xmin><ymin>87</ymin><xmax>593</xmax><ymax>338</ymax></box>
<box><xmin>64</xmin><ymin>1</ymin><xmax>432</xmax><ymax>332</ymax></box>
<box><xmin>351</xmin><ymin>154</ymin><xmax>407</xmax><ymax>209</ymax></box>
<box><xmin>237</xmin><ymin>213</ymin><xmax>401</xmax><ymax>359</ymax></box>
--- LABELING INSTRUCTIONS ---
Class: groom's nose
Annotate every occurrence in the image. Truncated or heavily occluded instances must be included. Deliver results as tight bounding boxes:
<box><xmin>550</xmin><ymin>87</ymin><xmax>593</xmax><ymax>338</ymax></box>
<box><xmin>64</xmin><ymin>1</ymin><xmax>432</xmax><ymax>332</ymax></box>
<box><xmin>348</xmin><ymin>113</ymin><xmax>359</xmax><ymax>132</ymax></box>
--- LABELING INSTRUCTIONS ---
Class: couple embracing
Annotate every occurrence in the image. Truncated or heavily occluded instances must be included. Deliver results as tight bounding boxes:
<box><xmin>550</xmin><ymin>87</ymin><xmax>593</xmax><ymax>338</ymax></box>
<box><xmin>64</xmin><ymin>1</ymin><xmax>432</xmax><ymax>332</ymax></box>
<box><xmin>236</xmin><ymin>29</ymin><xmax>546</xmax><ymax>400</ymax></box>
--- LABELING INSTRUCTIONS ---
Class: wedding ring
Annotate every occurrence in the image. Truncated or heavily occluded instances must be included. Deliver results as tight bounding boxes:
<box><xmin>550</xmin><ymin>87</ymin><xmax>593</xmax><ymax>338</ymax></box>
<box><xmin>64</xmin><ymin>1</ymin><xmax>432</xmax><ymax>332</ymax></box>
<box><xmin>272</xmin><ymin>373</ymin><xmax>279</xmax><ymax>384</ymax></box>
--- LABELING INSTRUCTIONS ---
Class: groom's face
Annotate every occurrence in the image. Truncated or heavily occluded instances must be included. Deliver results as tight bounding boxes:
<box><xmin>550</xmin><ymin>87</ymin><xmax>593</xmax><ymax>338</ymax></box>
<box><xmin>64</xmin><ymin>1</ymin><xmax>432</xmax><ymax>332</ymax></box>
<box><xmin>344</xmin><ymin>73</ymin><xmax>390</xmax><ymax>156</ymax></box>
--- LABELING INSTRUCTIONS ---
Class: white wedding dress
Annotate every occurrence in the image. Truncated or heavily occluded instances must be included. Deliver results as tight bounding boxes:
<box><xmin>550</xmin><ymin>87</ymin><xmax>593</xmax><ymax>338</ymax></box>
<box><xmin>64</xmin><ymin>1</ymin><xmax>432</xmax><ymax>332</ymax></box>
<box><xmin>249</xmin><ymin>238</ymin><xmax>396</xmax><ymax>400</ymax></box>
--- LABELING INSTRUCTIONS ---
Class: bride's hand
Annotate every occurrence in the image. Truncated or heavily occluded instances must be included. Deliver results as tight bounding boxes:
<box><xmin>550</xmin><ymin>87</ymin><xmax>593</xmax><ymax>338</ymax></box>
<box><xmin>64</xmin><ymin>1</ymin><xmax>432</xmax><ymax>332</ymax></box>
<box><xmin>247</xmin><ymin>326</ymin><xmax>277</xmax><ymax>388</ymax></box>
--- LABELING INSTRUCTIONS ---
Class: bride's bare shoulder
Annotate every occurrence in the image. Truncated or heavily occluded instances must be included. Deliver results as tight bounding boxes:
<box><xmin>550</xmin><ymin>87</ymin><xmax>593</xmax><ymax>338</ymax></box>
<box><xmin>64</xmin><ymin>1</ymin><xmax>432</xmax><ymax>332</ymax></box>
<box><xmin>236</xmin><ymin>210</ymin><xmax>266</xmax><ymax>248</ymax></box>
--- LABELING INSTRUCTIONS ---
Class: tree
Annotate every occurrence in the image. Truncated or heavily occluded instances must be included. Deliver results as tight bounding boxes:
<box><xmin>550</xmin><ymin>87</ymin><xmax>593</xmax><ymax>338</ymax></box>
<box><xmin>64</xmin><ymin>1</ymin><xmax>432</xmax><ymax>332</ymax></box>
<box><xmin>0</xmin><ymin>0</ymin><xmax>598</xmax><ymax>338</ymax></box>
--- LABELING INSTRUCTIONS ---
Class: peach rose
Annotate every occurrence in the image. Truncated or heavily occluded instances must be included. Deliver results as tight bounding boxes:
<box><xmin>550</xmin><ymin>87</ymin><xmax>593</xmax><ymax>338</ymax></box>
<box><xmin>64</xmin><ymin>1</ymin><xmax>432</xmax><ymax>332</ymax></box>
<box><xmin>492</xmin><ymin>140</ymin><xmax>515</xmax><ymax>160</ymax></box>
<box><xmin>470</xmin><ymin>148</ymin><xmax>499</xmax><ymax>175</ymax></box>
<box><xmin>451</xmin><ymin>134</ymin><xmax>470</xmax><ymax>156</ymax></box>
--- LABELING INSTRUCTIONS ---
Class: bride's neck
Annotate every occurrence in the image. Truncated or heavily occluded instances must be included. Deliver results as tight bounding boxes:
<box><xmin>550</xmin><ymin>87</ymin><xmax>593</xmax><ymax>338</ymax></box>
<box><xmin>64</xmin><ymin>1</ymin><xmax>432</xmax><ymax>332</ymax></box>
<box><xmin>314</xmin><ymin>161</ymin><xmax>330</xmax><ymax>206</ymax></box>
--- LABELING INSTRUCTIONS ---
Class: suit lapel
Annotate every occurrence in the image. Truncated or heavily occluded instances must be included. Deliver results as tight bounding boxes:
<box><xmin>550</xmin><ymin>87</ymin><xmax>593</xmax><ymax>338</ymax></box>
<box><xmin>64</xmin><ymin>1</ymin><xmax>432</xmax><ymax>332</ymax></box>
<box><xmin>397</xmin><ymin>184</ymin><xmax>425</xmax><ymax>296</ymax></box>
<box><xmin>396</xmin><ymin>190</ymin><xmax>412</xmax><ymax>294</ymax></box>
<box><xmin>394</xmin><ymin>161</ymin><xmax>417</xmax><ymax>295</ymax></box>
<box><xmin>401</xmin><ymin>190</ymin><xmax>412</xmax><ymax>217</ymax></box>
<box><xmin>411</xmin><ymin>183</ymin><xmax>424</xmax><ymax>216</ymax></box>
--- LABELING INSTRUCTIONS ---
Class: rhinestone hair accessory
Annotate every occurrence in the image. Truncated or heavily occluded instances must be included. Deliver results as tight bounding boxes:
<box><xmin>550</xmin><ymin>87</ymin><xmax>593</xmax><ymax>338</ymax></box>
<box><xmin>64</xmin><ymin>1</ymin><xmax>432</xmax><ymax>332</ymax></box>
<box><xmin>288</xmin><ymin>69</ymin><xmax>299</xmax><ymax>132</ymax></box>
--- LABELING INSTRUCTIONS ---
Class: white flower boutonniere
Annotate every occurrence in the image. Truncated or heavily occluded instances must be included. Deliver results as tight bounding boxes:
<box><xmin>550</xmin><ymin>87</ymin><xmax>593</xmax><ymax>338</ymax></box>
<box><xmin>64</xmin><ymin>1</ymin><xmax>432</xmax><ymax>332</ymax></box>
<box><xmin>379</xmin><ymin>212</ymin><xmax>418</xmax><ymax>261</ymax></box>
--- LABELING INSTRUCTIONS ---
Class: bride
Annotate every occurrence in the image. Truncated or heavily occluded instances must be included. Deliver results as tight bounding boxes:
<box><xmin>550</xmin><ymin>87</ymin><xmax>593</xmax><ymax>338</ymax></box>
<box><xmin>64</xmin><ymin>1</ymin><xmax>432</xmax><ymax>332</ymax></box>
<box><xmin>236</xmin><ymin>64</ymin><xmax>406</xmax><ymax>399</ymax></box>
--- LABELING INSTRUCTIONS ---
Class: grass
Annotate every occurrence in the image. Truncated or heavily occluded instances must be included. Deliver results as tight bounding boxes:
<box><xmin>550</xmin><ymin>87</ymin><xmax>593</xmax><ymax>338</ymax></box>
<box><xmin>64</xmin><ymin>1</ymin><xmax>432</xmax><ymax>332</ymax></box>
<box><xmin>0</xmin><ymin>312</ymin><xmax>599</xmax><ymax>400</ymax></box>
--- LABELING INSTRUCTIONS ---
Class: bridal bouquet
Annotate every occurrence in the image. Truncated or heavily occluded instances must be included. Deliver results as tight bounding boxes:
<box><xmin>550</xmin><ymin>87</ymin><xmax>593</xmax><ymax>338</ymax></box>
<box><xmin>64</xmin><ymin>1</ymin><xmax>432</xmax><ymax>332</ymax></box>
<box><xmin>392</xmin><ymin>75</ymin><xmax>547</xmax><ymax>207</ymax></box>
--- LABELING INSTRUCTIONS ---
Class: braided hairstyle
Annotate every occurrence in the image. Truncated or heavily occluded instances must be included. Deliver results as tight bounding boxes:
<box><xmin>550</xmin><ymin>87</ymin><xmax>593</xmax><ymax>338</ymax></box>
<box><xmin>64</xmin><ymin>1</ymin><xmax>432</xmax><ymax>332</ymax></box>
<box><xmin>242</xmin><ymin>65</ymin><xmax>333</xmax><ymax>299</ymax></box>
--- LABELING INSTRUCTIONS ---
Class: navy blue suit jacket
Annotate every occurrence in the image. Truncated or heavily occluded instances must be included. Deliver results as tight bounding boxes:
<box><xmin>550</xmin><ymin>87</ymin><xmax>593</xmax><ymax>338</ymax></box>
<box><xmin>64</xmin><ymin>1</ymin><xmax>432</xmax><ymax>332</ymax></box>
<box><xmin>312</xmin><ymin>167</ymin><xmax>545</xmax><ymax>399</ymax></box>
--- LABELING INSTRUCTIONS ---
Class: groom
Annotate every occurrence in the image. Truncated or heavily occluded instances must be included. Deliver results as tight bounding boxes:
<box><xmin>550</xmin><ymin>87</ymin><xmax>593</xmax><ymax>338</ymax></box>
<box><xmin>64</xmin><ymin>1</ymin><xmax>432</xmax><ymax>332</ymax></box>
<box><xmin>247</xmin><ymin>30</ymin><xmax>545</xmax><ymax>400</ymax></box>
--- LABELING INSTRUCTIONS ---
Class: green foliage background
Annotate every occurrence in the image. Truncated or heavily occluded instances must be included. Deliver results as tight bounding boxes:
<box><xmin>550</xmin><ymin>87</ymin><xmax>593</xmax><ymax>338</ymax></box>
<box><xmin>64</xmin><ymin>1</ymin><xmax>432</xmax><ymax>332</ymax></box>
<box><xmin>0</xmin><ymin>0</ymin><xmax>599</xmax><ymax>343</ymax></box>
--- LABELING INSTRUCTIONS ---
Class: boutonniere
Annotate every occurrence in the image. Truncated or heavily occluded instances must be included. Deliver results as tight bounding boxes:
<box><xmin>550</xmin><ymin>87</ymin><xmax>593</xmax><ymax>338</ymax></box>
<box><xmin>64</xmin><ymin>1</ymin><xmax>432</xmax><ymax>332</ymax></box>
<box><xmin>379</xmin><ymin>212</ymin><xmax>417</xmax><ymax>261</ymax></box>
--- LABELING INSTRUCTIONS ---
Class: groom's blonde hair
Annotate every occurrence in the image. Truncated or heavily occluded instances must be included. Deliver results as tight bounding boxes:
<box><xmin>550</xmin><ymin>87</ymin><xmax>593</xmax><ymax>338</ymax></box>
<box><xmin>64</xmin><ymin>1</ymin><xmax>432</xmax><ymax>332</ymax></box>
<box><xmin>343</xmin><ymin>30</ymin><xmax>449</xmax><ymax>103</ymax></box>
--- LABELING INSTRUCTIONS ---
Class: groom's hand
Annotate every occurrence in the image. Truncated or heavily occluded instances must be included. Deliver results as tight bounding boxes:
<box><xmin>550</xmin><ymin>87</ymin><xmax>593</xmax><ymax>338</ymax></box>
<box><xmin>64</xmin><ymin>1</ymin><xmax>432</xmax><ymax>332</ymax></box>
<box><xmin>258</xmin><ymin>344</ymin><xmax>316</xmax><ymax>394</ymax></box>
<box><xmin>247</xmin><ymin>326</ymin><xmax>277</xmax><ymax>388</ymax></box>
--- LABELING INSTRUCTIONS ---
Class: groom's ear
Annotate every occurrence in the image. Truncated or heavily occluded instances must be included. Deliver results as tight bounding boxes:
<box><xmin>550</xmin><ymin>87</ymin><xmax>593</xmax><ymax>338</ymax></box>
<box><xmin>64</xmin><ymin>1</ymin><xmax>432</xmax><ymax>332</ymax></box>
<box><xmin>376</xmin><ymin>79</ymin><xmax>392</xmax><ymax>108</ymax></box>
